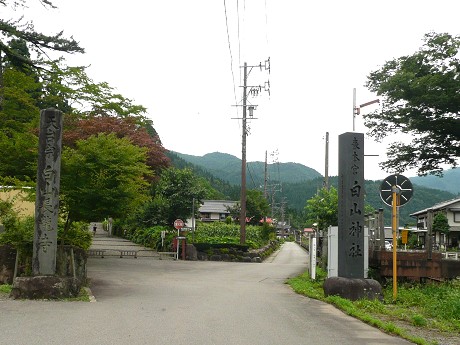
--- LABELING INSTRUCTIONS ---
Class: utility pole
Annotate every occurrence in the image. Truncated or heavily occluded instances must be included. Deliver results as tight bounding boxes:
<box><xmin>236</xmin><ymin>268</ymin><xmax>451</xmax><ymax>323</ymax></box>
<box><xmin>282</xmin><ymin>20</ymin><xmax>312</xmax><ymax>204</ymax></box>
<box><xmin>0</xmin><ymin>51</ymin><xmax>3</xmax><ymax>111</ymax></box>
<box><xmin>240</xmin><ymin>62</ymin><xmax>248</xmax><ymax>244</ymax></box>
<box><xmin>264</xmin><ymin>150</ymin><xmax>268</xmax><ymax>199</ymax></box>
<box><xmin>232</xmin><ymin>58</ymin><xmax>270</xmax><ymax>244</ymax></box>
<box><xmin>324</xmin><ymin>132</ymin><xmax>329</xmax><ymax>190</ymax></box>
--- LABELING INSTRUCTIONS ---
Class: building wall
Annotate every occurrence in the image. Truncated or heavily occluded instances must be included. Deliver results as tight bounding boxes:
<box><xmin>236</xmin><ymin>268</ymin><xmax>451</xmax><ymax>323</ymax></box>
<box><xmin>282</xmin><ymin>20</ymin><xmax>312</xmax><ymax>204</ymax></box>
<box><xmin>446</xmin><ymin>201</ymin><xmax>460</xmax><ymax>226</ymax></box>
<box><xmin>0</xmin><ymin>189</ymin><xmax>35</xmax><ymax>218</ymax></box>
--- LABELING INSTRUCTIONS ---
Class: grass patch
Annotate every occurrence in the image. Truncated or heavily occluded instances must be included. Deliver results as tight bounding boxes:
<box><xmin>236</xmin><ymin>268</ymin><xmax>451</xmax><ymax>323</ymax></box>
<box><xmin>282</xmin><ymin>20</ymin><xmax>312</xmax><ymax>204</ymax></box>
<box><xmin>0</xmin><ymin>284</ymin><xmax>12</xmax><ymax>294</ymax></box>
<box><xmin>287</xmin><ymin>269</ymin><xmax>460</xmax><ymax>345</ymax></box>
<box><xmin>0</xmin><ymin>284</ymin><xmax>90</xmax><ymax>302</ymax></box>
<box><xmin>64</xmin><ymin>287</ymin><xmax>91</xmax><ymax>302</ymax></box>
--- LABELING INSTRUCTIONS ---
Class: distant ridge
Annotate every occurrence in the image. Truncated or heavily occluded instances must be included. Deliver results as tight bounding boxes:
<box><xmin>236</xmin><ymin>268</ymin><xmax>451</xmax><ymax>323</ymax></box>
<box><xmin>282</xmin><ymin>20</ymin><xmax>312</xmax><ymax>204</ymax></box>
<box><xmin>172</xmin><ymin>151</ymin><xmax>460</xmax><ymax>194</ymax></box>
<box><xmin>409</xmin><ymin>168</ymin><xmax>460</xmax><ymax>194</ymax></box>
<box><xmin>172</xmin><ymin>151</ymin><xmax>322</xmax><ymax>185</ymax></box>
<box><xmin>169</xmin><ymin>151</ymin><xmax>458</xmax><ymax>226</ymax></box>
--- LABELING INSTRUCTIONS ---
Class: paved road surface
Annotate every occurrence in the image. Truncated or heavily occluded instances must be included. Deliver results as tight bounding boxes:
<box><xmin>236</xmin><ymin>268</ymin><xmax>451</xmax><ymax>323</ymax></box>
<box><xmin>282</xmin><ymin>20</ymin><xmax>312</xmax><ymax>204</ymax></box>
<box><xmin>0</xmin><ymin>242</ymin><xmax>412</xmax><ymax>345</ymax></box>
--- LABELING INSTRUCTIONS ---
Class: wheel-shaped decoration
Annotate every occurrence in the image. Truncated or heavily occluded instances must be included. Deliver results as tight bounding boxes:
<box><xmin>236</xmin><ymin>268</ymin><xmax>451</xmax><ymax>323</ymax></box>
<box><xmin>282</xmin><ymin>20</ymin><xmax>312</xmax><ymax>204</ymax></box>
<box><xmin>380</xmin><ymin>174</ymin><xmax>413</xmax><ymax>207</ymax></box>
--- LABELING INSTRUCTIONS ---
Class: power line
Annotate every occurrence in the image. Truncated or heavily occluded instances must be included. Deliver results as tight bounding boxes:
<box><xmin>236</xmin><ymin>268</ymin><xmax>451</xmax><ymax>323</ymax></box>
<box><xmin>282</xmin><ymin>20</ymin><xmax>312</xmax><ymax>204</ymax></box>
<box><xmin>223</xmin><ymin>0</ymin><xmax>239</xmax><ymax>115</ymax></box>
<box><xmin>264</xmin><ymin>0</ymin><xmax>270</xmax><ymax>49</ymax></box>
<box><xmin>237</xmin><ymin>0</ymin><xmax>242</xmax><ymax>82</ymax></box>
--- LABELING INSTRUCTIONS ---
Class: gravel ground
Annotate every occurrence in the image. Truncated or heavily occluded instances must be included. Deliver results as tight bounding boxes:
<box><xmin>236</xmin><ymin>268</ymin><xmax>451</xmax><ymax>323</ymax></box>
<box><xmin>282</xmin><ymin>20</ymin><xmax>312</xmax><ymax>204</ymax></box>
<box><xmin>376</xmin><ymin>315</ymin><xmax>460</xmax><ymax>345</ymax></box>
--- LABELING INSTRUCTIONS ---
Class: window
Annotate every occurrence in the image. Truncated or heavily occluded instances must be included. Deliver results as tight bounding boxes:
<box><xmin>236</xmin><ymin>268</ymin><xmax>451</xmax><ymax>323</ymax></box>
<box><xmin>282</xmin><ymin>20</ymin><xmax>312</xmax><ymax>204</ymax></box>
<box><xmin>454</xmin><ymin>212</ymin><xmax>460</xmax><ymax>223</ymax></box>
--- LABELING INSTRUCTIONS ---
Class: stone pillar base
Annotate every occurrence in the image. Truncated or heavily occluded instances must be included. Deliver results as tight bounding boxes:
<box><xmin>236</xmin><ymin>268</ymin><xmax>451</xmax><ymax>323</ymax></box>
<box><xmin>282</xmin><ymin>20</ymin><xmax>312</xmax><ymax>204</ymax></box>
<box><xmin>323</xmin><ymin>276</ymin><xmax>383</xmax><ymax>301</ymax></box>
<box><xmin>11</xmin><ymin>276</ymin><xmax>81</xmax><ymax>300</ymax></box>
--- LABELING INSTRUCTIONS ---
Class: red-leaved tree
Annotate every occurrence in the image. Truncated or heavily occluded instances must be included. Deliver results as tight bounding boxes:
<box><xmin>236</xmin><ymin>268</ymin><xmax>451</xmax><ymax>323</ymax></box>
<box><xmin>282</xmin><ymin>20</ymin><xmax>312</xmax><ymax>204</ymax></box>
<box><xmin>63</xmin><ymin>115</ymin><xmax>170</xmax><ymax>179</ymax></box>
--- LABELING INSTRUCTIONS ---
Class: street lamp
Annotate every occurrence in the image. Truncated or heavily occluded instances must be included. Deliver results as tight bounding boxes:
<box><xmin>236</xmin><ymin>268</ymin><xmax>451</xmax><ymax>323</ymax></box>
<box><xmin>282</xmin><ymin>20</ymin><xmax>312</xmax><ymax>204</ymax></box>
<box><xmin>353</xmin><ymin>88</ymin><xmax>379</xmax><ymax>131</ymax></box>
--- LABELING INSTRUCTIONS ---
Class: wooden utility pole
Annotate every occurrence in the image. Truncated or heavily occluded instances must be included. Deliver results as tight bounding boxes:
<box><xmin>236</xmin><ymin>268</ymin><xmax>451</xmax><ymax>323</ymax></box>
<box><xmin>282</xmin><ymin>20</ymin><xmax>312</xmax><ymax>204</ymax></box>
<box><xmin>324</xmin><ymin>132</ymin><xmax>329</xmax><ymax>190</ymax></box>
<box><xmin>239</xmin><ymin>62</ymin><xmax>248</xmax><ymax>244</ymax></box>
<box><xmin>263</xmin><ymin>150</ymin><xmax>268</xmax><ymax>199</ymax></box>
<box><xmin>232</xmin><ymin>58</ymin><xmax>270</xmax><ymax>244</ymax></box>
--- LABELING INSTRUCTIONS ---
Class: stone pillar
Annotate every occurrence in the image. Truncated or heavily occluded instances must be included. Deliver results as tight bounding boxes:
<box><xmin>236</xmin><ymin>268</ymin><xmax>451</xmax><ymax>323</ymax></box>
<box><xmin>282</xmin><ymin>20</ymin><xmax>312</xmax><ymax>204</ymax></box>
<box><xmin>32</xmin><ymin>109</ymin><xmax>63</xmax><ymax>276</ymax></box>
<box><xmin>325</xmin><ymin>132</ymin><xmax>382</xmax><ymax>301</ymax></box>
<box><xmin>337</xmin><ymin>132</ymin><xmax>365</xmax><ymax>278</ymax></box>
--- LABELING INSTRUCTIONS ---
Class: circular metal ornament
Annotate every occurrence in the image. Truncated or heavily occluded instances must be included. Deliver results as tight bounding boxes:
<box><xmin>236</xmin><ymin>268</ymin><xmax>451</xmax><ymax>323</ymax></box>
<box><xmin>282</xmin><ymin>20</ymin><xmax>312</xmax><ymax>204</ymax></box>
<box><xmin>380</xmin><ymin>174</ymin><xmax>413</xmax><ymax>207</ymax></box>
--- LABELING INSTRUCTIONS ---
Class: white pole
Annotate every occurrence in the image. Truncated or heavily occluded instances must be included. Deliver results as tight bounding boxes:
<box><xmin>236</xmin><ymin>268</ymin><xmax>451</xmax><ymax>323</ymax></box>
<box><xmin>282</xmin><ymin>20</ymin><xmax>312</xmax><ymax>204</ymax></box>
<box><xmin>353</xmin><ymin>88</ymin><xmax>357</xmax><ymax>131</ymax></box>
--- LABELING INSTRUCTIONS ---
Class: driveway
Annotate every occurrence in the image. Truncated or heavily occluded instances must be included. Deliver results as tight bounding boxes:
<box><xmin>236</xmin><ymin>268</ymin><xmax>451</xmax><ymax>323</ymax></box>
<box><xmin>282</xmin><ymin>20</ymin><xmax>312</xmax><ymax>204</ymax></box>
<box><xmin>0</xmin><ymin>242</ymin><xmax>412</xmax><ymax>345</ymax></box>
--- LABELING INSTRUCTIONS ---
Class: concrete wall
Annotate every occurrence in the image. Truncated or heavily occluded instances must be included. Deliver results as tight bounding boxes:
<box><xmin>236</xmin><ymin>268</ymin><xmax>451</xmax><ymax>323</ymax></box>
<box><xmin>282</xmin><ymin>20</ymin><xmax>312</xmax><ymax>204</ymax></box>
<box><xmin>0</xmin><ymin>188</ymin><xmax>35</xmax><ymax>218</ymax></box>
<box><xmin>369</xmin><ymin>249</ymin><xmax>460</xmax><ymax>281</ymax></box>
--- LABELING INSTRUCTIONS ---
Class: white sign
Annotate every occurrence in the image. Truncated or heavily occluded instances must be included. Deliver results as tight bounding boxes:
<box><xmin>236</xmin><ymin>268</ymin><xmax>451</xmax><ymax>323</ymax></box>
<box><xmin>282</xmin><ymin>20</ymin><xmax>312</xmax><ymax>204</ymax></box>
<box><xmin>310</xmin><ymin>233</ymin><xmax>317</xmax><ymax>280</ymax></box>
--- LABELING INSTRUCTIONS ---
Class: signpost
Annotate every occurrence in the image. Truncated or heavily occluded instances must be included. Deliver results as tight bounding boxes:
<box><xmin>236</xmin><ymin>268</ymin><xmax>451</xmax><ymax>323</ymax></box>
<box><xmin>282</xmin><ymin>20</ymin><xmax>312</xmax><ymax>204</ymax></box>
<box><xmin>174</xmin><ymin>219</ymin><xmax>184</xmax><ymax>230</ymax></box>
<box><xmin>380</xmin><ymin>174</ymin><xmax>413</xmax><ymax>300</ymax></box>
<box><xmin>173</xmin><ymin>219</ymin><xmax>185</xmax><ymax>260</ymax></box>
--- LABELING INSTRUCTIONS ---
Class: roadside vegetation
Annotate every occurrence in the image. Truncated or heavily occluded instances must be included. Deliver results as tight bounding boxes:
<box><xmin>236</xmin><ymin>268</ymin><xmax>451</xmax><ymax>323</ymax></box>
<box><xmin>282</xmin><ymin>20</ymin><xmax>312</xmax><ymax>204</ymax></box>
<box><xmin>288</xmin><ymin>268</ymin><xmax>460</xmax><ymax>345</ymax></box>
<box><xmin>127</xmin><ymin>221</ymin><xmax>276</xmax><ymax>252</ymax></box>
<box><xmin>0</xmin><ymin>284</ymin><xmax>90</xmax><ymax>302</ymax></box>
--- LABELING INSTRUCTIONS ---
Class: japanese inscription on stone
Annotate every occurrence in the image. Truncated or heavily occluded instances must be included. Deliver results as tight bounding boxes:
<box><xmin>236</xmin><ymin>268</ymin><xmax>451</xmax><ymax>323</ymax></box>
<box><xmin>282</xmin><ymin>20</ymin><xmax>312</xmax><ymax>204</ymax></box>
<box><xmin>338</xmin><ymin>132</ymin><xmax>365</xmax><ymax>278</ymax></box>
<box><xmin>32</xmin><ymin>109</ymin><xmax>63</xmax><ymax>276</ymax></box>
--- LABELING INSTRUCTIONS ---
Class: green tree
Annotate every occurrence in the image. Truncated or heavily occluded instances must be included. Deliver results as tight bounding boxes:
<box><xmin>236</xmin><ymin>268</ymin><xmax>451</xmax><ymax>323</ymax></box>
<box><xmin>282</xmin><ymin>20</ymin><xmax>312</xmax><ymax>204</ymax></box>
<box><xmin>365</xmin><ymin>32</ymin><xmax>460</xmax><ymax>176</ymax></box>
<box><xmin>63</xmin><ymin>115</ymin><xmax>170</xmax><ymax>179</ymax></box>
<box><xmin>141</xmin><ymin>168</ymin><xmax>212</xmax><ymax>227</ymax></box>
<box><xmin>246</xmin><ymin>189</ymin><xmax>270</xmax><ymax>225</ymax></box>
<box><xmin>432</xmin><ymin>212</ymin><xmax>450</xmax><ymax>235</ymax></box>
<box><xmin>0</xmin><ymin>1</ymin><xmax>84</xmax><ymax>70</ymax></box>
<box><xmin>60</xmin><ymin>133</ymin><xmax>151</xmax><ymax>227</ymax></box>
<box><xmin>305</xmin><ymin>187</ymin><xmax>338</xmax><ymax>230</ymax></box>
<box><xmin>224</xmin><ymin>189</ymin><xmax>270</xmax><ymax>225</ymax></box>
<box><xmin>0</xmin><ymin>67</ymin><xmax>40</xmax><ymax>179</ymax></box>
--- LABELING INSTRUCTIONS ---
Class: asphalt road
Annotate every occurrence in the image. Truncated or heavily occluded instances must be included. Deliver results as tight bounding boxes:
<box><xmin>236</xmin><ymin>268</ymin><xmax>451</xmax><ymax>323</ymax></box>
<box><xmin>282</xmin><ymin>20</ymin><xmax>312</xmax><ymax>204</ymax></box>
<box><xmin>0</xmin><ymin>242</ymin><xmax>412</xmax><ymax>345</ymax></box>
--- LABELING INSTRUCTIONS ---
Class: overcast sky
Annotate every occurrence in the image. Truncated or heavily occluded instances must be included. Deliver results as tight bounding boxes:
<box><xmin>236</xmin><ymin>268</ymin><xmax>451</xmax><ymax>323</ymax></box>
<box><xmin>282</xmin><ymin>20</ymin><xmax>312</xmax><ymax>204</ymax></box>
<box><xmin>11</xmin><ymin>0</ymin><xmax>460</xmax><ymax>180</ymax></box>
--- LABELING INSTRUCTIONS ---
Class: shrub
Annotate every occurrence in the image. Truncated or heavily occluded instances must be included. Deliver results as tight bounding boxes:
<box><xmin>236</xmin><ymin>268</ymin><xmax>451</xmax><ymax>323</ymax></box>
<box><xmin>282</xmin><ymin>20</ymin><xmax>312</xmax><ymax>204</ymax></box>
<box><xmin>191</xmin><ymin>222</ymin><xmax>266</xmax><ymax>248</ymax></box>
<box><xmin>58</xmin><ymin>221</ymin><xmax>93</xmax><ymax>250</ymax></box>
<box><xmin>129</xmin><ymin>226</ymin><xmax>172</xmax><ymax>250</ymax></box>
<box><xmin>0</xmin><ymin>200</ymin><xmax>34</xmax><ymax>255</ymax></box>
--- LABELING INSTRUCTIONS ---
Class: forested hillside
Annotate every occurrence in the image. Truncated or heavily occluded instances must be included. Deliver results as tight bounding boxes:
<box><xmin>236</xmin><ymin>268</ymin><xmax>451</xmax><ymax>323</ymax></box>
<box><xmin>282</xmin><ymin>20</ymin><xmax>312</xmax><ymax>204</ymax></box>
<box><xmin>173</xmin><ymin>151</ymin><xmax>322</xmax><ymax>185</ymax></box>
<box><xmin>167</xmin><ymin>152</ymin><xmax>240</xmax><ymax>200</ymax></box>
<box><xmin>170</xmin><ymin>152</ymin><xmax>458</xmax><ymax>227</ymax></box>
<box><xmin>273</xmin><ymin>178</ymin><xmax>457</xmax><ymax>227</ymax></box>
<box><xmin>409</xmin><ymin>168</ymin><xmax>460</xmax><ymax>194</ymax></box>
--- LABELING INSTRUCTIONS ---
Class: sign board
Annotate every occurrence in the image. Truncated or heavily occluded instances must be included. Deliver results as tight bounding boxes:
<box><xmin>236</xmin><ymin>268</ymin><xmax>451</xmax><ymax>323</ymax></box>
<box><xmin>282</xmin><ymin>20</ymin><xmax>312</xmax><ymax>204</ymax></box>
<box><xmin>401</xmin><ymin>229</ymin><xmax>409</xmax><ymax>244</ymax></box>
<box><xmin>174</xmin><ymin>219</ymin><xmax>184</xmax><ymax>230</ymax></box>
<box><xmin>380</xmin><ymin>174</ymin><xmax>413</xmax><ymax>207</ymax></box>
<box><xmin>310</xmin><ymin>233</ymin><xmax>316</xmax><ymax>280</ymax></box>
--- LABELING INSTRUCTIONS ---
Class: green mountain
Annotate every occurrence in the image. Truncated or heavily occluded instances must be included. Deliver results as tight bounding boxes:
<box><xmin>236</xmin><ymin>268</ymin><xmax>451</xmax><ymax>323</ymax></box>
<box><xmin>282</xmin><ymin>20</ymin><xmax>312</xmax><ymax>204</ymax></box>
<box><xmin>172</xmin><ymin>151</ymin><xmax>322</xmax><ymax>186</ymax></box>
<box><xmin>166</xmin><ymin>151</ymin><xmax>240</xmax><ymax>200</ymax></box>
<box><xmin>409</xmin><ymin>168</ymin><xmax>460</xmax><ymax>194</ymax></box>
<box><xmin>171</xmin><ymin>151</ymin><xmax>458</xmax><ymax>227</ymax></box>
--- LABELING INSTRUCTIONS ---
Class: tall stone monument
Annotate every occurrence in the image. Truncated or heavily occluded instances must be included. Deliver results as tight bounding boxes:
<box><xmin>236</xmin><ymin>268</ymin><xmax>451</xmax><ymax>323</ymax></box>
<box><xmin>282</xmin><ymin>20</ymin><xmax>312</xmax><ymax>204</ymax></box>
<box><xmin>11</xmin><ymin>108</ymin><xmax>87</xmax><ymax>299</ymax></box>
<box><xmin>337</xmin><ymin>132</ymin><xmax>365</xmax><ymax>278</ymax></box>
<box><xmin>323</xmin><ymin>132</ymin><xmax>382</xmax><ymax>301</ymax></box>
<box><xmin>32</xmin><ymin>108</ymin><xmax>63</xmax><ymax>276</ymax></box>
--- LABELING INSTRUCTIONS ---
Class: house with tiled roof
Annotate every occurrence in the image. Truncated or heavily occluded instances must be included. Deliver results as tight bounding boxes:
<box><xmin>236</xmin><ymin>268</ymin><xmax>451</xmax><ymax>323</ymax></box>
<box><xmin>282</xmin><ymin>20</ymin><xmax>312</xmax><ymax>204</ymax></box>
<box><xmin>198</xmin><ymin>200</ymin><xmax>238</xmax><ymax>222</ymax></box>
<box><xmin>410</xmin><ymin>197</ymin><xmax>460</xmax><ymax>249</ymax></box>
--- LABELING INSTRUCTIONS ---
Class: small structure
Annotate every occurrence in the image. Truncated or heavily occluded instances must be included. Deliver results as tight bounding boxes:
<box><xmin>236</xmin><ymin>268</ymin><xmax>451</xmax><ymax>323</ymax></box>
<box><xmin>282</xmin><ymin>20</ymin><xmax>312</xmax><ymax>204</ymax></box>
<box><xmin>410</xmin><ymin>197</ymin><xmax>460</xmax><ymax>249</ymax></box>
<box><xmin>275</xmin><ymin>221</ymin><xmax>291</xmax><ymax>238</ymax></box>
<box><xmin>197</xmin><ymin>200</ymin><xmax>237</xmax><ymax>222</ymax></box>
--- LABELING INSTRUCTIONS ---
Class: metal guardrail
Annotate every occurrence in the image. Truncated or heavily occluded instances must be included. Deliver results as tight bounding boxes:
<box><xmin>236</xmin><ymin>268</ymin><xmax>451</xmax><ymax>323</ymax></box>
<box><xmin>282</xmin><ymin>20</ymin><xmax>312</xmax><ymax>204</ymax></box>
<box><xmin>444</xmin><ymin>252</ymin><xmax>459</xmax><ymax>260</ymax></box>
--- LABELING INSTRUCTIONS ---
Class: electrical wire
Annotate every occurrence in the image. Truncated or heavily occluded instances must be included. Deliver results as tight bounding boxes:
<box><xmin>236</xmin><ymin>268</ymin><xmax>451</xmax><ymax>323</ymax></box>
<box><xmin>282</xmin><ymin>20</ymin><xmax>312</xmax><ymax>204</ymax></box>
<box><xmin>223</xmin><ymin>0</ymin><xmax>239</xmax><ymax>116</ymax></box>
